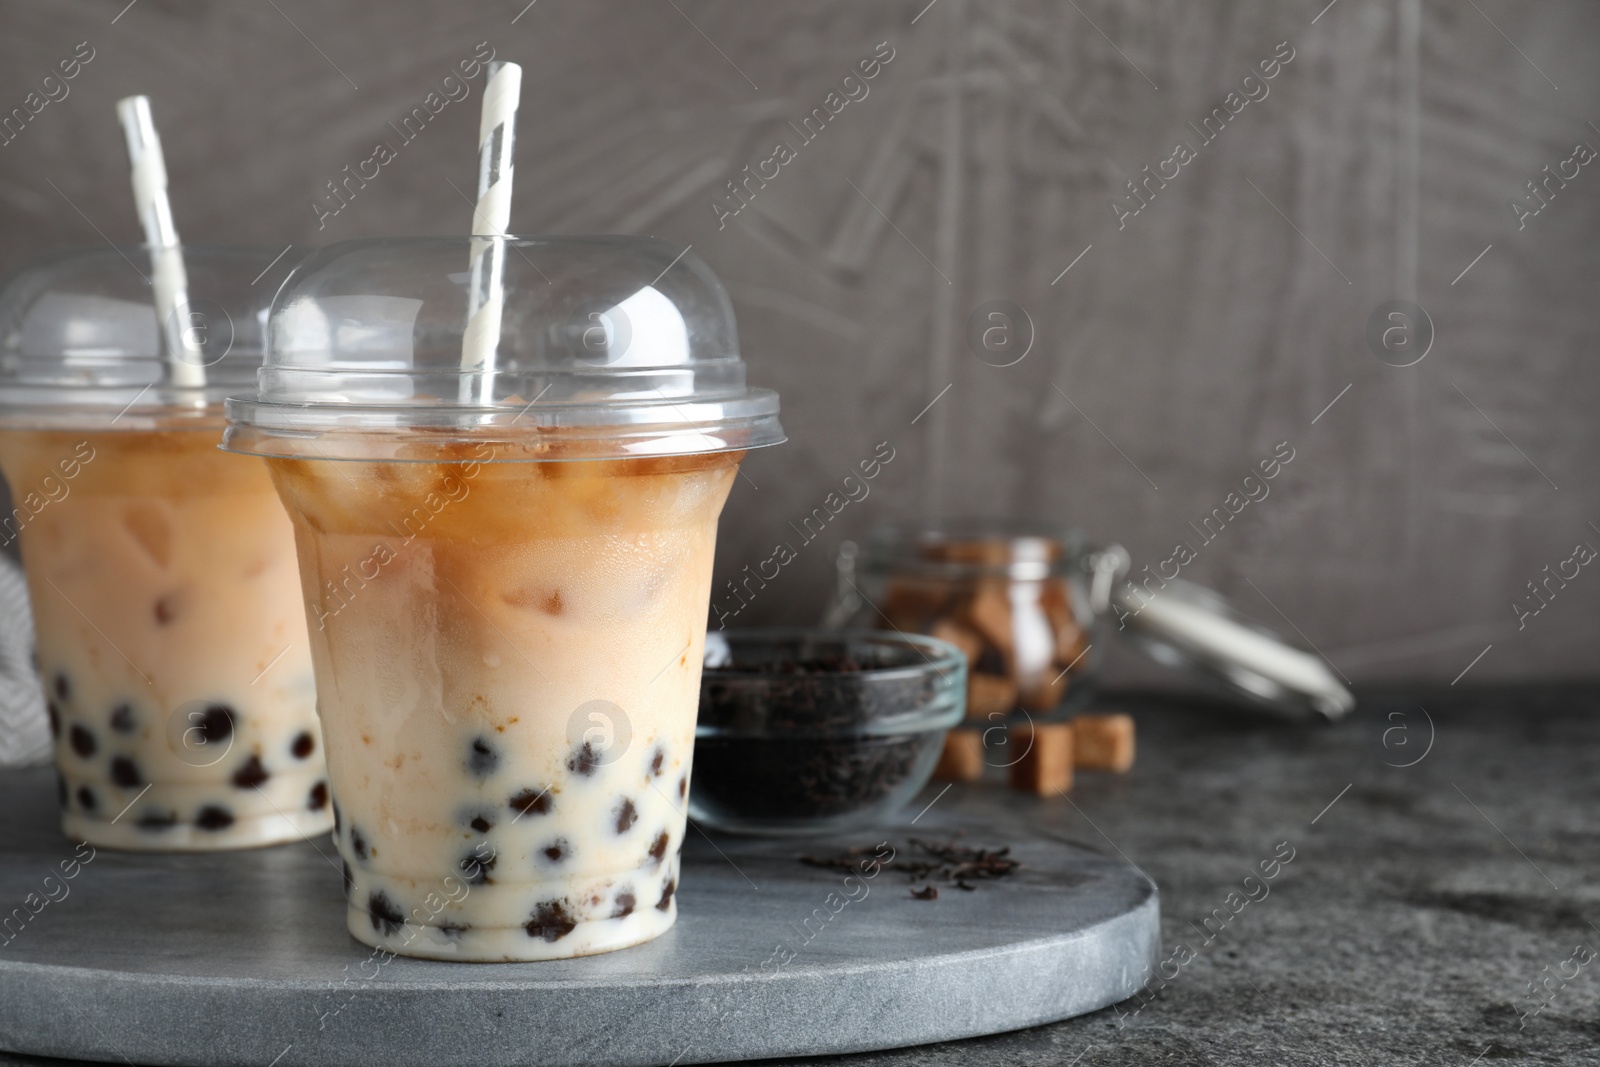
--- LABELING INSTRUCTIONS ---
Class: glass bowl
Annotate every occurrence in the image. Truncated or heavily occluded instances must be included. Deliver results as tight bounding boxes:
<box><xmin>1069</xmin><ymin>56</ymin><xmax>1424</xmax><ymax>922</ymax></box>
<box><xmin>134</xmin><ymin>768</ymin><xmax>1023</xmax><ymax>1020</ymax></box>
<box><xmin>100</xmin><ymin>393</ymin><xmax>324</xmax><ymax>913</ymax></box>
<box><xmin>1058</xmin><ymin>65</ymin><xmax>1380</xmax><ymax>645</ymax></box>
<box><xmin>689</xmin><ymin>629</ymin><xmax>966</xmax><ymax>836</ymax></box>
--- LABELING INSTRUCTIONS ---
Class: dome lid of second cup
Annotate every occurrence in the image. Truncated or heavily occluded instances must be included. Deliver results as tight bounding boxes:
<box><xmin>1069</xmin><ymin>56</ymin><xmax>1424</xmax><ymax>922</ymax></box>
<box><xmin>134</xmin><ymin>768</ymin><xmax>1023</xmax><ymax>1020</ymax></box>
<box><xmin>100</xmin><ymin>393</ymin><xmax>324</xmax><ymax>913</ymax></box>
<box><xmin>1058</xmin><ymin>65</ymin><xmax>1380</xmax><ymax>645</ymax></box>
<box><xmin>224</xmin><ymin>236</ymin><xmax>784</xmax><ymax>461</ymax></box>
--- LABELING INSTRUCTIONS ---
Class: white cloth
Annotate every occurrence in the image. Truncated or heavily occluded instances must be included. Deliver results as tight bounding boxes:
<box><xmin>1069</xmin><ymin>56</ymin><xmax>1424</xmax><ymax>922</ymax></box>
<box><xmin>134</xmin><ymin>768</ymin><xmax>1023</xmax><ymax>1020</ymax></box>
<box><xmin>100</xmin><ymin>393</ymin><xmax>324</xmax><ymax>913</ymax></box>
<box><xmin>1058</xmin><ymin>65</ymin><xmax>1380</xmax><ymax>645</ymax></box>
<box><xmin>0</xmin><ymin>554</ymin><xmax>50</xmax><ymax>767</ymax></box>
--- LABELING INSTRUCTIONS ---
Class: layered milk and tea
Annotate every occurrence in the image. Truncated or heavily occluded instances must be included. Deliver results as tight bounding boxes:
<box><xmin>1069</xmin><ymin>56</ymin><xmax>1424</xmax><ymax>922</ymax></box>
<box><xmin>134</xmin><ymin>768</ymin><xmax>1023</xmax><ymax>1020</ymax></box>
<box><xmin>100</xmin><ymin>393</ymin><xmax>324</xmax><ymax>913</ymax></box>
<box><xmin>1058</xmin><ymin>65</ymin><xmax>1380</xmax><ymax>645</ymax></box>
<box><xmin>268</xmin><ymin>442</ymin><xmax>739</xmax><ymax>960</ymax></box>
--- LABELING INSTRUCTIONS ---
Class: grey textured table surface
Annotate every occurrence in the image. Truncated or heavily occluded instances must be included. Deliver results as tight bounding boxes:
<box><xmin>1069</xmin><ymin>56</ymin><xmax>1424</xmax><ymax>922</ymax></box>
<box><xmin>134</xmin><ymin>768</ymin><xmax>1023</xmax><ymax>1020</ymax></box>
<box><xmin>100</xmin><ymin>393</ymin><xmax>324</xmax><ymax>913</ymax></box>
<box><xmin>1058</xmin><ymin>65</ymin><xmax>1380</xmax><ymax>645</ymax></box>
<box><xmin>2</xmin><ymin>684</ymin><xmax>1596</xmax><ymax>1066</ymax></box>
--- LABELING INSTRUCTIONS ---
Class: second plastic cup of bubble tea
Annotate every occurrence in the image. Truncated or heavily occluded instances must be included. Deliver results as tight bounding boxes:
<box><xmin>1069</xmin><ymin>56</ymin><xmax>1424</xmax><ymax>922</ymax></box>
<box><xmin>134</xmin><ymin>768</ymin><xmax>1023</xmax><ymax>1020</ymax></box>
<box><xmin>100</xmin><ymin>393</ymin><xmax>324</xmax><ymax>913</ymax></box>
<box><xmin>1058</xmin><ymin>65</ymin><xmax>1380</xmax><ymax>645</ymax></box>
<box><xmin>225</xmin><ymin>236</ymin><xmax>783</xmax><ymax>960</ymax></box>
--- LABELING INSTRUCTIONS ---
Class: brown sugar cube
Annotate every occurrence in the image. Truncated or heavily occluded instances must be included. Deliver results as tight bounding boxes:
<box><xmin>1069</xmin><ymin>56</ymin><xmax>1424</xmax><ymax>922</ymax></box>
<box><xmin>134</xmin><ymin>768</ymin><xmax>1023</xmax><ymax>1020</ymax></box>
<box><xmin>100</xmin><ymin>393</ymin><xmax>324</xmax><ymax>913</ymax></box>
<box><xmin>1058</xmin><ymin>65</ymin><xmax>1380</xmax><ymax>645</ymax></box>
<box><xmin>932</xmin><ymin>730</ymin><xmax>986</xmax><ymax>782</ymax></box>
<box><xmin>966</xmin><ymin>672</ymin><xmax>1017</xmax><ymax>719</ymax></box>
<box><xmin>1007</xmin><ymin>722</ymin><xmax>1073</xmax><ymax>795</ymax></box>
<box><xmin>962</xmin><ymin>581</ymin><xmax>1016</xmax><ymax>656</ymax></box>
<box><xmin>1072</xmin><ymin>714</ymin><xmax>1135</xmax><ymax>772</ymax></box>
<box><xmin>920</xmin><ymin>537</ymin><xmax>1010</xmax><ymax>566</ymax></box>
<box><xmin>930</xmin><ymin>618</ymin><xmax>984</xmax><ymax>666</ymax></box>
<box><xmin>1040</xmin><ymin>579</ymin><xmax>1090</xmax><ymax>665</ymax></box>
<box><xmin>881</xmin><ymin>577</ymin><xmax>949</xmax><ymax>632</ymax></box>
<box><xmin>1018</xmin><ymin>669</ymin><xmax>1067</xmax><ymax>713</ymax></box>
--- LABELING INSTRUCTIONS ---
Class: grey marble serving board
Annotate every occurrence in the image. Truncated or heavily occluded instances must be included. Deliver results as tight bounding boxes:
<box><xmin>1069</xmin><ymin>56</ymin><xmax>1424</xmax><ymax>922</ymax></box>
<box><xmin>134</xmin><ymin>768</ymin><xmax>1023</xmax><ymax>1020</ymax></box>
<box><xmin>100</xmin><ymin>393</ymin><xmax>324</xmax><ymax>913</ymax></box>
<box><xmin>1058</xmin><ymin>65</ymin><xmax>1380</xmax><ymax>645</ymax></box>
<box><xmin>0</xmin><ymin>766</ymin><xmax>1159</xmax><ymax>1067</ymax></box>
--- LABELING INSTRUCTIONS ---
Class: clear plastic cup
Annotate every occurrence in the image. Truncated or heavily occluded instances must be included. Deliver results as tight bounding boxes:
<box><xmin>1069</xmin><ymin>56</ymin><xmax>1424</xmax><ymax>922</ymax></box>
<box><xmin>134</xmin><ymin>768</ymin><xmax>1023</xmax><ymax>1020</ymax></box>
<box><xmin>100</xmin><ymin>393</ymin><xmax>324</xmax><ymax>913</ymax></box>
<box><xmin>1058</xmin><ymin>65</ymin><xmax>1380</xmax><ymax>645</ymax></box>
<box><xmin>0</xmin><ymin>245</ymin><xmax>329</xmax><ymax>850</ymax></box>
<box><xmin>224</xmin><ymin>236</ymin><xmax>783</xmax><ymax>961</ymax></box>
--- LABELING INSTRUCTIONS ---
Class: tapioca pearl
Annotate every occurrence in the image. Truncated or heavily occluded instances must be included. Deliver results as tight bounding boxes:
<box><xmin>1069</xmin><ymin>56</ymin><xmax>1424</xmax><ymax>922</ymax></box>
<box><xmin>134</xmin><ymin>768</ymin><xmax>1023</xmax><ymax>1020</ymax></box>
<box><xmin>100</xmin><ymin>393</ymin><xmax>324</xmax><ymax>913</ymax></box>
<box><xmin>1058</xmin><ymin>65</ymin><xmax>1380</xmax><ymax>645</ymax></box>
<box><xmin>137</xmin><ymin>810</ymin><xmax>177</xmax><ymax>831</ymax></box>
<box><xmin>466</xmin><ymin>736</ymin><xmax>500</xmax><ymax>778</ymax></box>
<box><xmin>69</xmin><ymin>724</ymin><xmax>96</xmax><ymax>758</ymax></box>
<box><xmin>110</xmin><ymin>704</ymin><xmax>136</xmax><ymax>735</ymax></box>
<box><xmin>614</xmin><ymin>798</ymin><xmax>638</xmax><ymax>834</ymax></box>
<box><xmin>53</xmin><ymin>673</ymin><xmax>69</xmax><ymax>703</ymax></box>
<box><xmin>308</xmin><ymin>781</ymin><xmax>329</xmax><ymax>811</ymax></box>
<box><xmin>649</xmin><ymin>745</ymin><xmax>665</xmax><ymax>777</ymax></box>
<box><xmin>678</xmin><ymin>775</ymin><xmax>687</xmax><ymax>800</ymax></box>
<box><xmin>47</xmin><ymin>703</ymin><xmax>60</xmax><ymax>739</ymax></box>
<box><xmin>196</xmin><ymin>806</ymin><xmax>235</xmax><ymax>831</ymax></box>
<box><xmin>291</xmin><ymin>731</ymin><xmax>315</xmax><ymax>759</ymax></box>
<box><xmin>509</xmin><ymin>787</ymin><xmax>552</xmax><ymax>817</ymax></box>
<box><xmin>656</xmin><ymin>877</ymin><xmax>676</xmax><ymax>911</ymax></box>
<box><xmin>458</xmin><ymin>849</ymin><xmax>496</xmax><ymax>886</ymax></box>
<box><xmin>153</xmin><ymin>594</ymin><xmax>179</xmax><ymax>625</ymax></box>
<box><xmin>76</xmin><ymin>785</ymin><xmax>95</xmax><ymax>812</ymax></box>
<box><xmin>611</xmin><ymin>888</ymin><xmax>636</xmax><ymax>919</ymax></box>
<box><xmin>196</xmin><ymin>705</ymin><xmax>234</xmax><ymax>745</ymax></box>
<box><xmin>350</xmin><ymin>827</ymin><xmax>370</xmax><ymax>862</ymax></box>
<box><xmin>525</xmin><ymin>900</ymin><xmax>577</xmax><ymax>942</ymax></box>
<box><xmin>648</xmin><ymin>831</ymin><xmax>669</xmax><ymax>866</ymax></box>
<box><xmin>541</xmin><ymin>838</ymin><xmax>571</xmax><ymax>864</ymax></box>
<box><xmin>469</xmin><ymin>814</ymin><xmax>493</xmax><ymax>833</ymax></box>
<box><xmin>369</xmin><ymin>891</ymin><xmax>406</xmax><ymax>936</ymax></box>
<box><xmin>110</xmin><ymin>756</ymin><xmax>142</xmax><ymax>788</ymax></box>
<box><xmin>232</xmin><ymin>755</ymin><xmax>270</xmax><ymax>789</ymax></box>
<box><xmin>567</xmin><ymin>741</ymin><xmax>600</xmax><ymax>777</ymax></box>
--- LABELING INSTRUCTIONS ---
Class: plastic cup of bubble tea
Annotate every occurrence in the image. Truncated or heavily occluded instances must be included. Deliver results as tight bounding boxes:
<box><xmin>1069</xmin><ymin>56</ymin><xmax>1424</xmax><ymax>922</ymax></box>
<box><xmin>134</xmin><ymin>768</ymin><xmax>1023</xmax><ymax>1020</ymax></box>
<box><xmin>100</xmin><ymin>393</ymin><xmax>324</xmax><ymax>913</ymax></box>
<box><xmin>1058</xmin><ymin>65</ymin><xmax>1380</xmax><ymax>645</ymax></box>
<box><xmin>0</xmin><ymin>244</ymin><xmax>329</xmax><ymax>849</ymax></box>
<box><xmin>223</xmin><ymin>235</ymin><xmax>784</xmax><ymax>961</ymax></box>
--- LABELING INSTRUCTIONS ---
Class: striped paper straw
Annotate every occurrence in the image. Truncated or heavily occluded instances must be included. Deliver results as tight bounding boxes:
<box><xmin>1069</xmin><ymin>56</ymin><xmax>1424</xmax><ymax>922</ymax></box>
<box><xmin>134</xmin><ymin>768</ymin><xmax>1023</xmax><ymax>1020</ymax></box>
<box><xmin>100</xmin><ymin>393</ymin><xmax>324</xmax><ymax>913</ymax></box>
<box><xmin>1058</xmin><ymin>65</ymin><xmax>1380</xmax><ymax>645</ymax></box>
<box><xmin>116</xmin><ymin>96</ymin><xmax>203</xmax><ymax>389</ymax></box>
<box><xmin>460</xmin><ymin>61</ymin><xmax>522</xmax><ymax>404</ymax></box>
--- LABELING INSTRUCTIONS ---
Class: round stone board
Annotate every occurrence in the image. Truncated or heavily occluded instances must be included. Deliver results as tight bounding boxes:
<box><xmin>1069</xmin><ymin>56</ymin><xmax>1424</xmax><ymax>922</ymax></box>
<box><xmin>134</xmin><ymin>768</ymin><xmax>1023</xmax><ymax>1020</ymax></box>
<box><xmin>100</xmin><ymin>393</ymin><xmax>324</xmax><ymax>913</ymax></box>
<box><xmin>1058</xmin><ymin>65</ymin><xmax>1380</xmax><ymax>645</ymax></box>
<box><xmin>0</xmin><ymin>767</ymin><xmax>1159</xmax><ymax>1066</ymax></box>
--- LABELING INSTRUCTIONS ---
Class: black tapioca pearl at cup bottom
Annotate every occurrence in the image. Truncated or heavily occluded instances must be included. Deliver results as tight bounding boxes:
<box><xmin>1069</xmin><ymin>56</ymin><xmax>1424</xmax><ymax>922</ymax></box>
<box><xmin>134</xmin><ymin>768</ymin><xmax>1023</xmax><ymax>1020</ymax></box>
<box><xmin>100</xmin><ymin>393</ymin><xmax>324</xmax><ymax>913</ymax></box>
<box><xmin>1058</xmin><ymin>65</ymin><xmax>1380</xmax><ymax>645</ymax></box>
<box><xmin>648</xmin><ymin>831</ymin><xmax>669</xmax><ymax>865</ymax></box>
<box><xmin>525</xmin><ymin>900</ymin><xmax>577</xmax><ymax>942</ymax></box>
<box><xmin>196</xmin><ymin>806</ymin><xmax>235</xmax><ymax>831</ymax></box>
<box><xmin>69</xmin><ymin>724</ymin><xmax>96</xmax><ymax>758</ymax></box>
<box><xmin>47</xmin><ymin>703</ymin><xmax>60</xmax><ymax>739</ymax></box>
<box><xmin>614</xmin><ymin>798</ymin><xmax>638</xmax><ymax>834</ymax></box>
<box><xmin>678</xmin><ymin>775</ymin><xmax>688</xmax><ymax>800</ymax></box>
<box><xmin>541</xmin><ymin>838</ymin><xmax>570</xmax><ymax>863</ymax></box>
<box><xmin>567</xmin><ymin>741</ymin><xmax>600</xmax><ymax>777</ymax></box>
<box><xmin>467</xmin><ymin>736</ymin><xmax>500</xmax><ymax>778</ymax></box>
<box><xmin>369</xmin><ymin>891</ymin><xmax>406</xmax><ymax>937</ymax></box>
<box><xmin>196</xmin><ymin>705</ymin><xmax>234</xmax><ymax>745</ymax></box>
<box><xmin>650</xmin><ymin>746</ymin><xmax>665</xmax><ymax>777</ymax></box>
<box><xmin>53</xmin><ymin>673</ymin><xmax>69</xmax><ymax>702</ymax></box>
<box><xmin>459</xmin><ymin>849</ymin><xmax>496</xmax><ymax>886</ymax></box>
<box><xmin>509</xmin><ymin>788</ymin><xmax>551</xmax><ymax>817</ymax></box>
<box><xmin>76</xmin><ymin>786</ymin><xmax>97</xmax><ymax>812</ymax></box>
<box><xmin>308</xmin><ymin>781</ymin><xmax>329</xmax><ymax>811</ymax></box>
<box><xmin>350</xmin><ymin>827</ymin><xmax>369</xmax><ymax>861</ymax></box>
<box><xmin>232</xmin><ymin>755</ymin><xmax>270</xmax><ymax>789</ymax></box>
<box><xmin>612</xmin><ymin>888</ymin><xmax>636</xmax><ymax>919</ymax></box>
<box><xmin>110</xmin><ymin>704</ymin><xmax>136</xmax><ymax>734</ymax></box>
<box><xmin>110</xmin><ymin>756</ymin><xmax>142</xmax><ymax>788</ymax></box>
<box><xmin>137</xmin><ymin>810</ymin><xmax>178</xmax><ymax>831</ymax></box>
<box><xmin>469</xmin><ymin>815</ymin><xmax>493</xmax><ymax>833</ymax></box>
<box><xmin>657</xmin><ymin>878</ymin><xmax>676</xmax><ymax>912</ymax></box>
<box><xmin>291</xmin><ymin>731</ymin><xmax>315</xmax><ymax>760</ymax></box>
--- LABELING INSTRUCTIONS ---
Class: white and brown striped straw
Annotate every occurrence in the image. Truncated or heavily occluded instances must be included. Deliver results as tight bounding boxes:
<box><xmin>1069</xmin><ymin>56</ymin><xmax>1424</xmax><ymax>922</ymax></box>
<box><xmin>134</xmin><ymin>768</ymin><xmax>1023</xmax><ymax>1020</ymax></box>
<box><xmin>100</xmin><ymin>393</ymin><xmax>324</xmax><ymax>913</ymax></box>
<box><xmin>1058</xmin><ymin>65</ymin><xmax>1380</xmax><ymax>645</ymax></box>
<box><xmin>460</xmin><ymin>61</ymin><xmax>522</xmax><ymax>404</ymax></box>
<box><xmin>116</xmin><ymin>95</ymin><xmax>203</xmax><ymax>389</ymax></box>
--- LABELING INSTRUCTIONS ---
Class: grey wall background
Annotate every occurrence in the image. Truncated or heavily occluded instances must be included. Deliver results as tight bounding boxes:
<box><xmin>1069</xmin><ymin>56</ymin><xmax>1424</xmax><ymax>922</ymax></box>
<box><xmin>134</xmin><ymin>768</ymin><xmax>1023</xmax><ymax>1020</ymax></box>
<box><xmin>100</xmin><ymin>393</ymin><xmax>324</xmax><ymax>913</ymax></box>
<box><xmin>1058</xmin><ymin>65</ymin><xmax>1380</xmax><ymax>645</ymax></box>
<box><xmin>0</xmin><ymin>0</ymin><xmax>1595</xmax><ymax>687</ymax></box>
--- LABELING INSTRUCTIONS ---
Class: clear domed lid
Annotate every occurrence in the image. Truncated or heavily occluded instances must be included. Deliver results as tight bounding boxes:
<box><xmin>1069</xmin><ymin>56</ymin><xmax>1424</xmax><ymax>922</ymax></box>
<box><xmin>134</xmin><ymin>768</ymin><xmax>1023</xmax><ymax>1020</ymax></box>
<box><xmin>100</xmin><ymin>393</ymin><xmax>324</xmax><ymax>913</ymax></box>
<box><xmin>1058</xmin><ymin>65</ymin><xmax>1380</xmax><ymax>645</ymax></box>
<box><xmin>223</xmin><ymin>235</ymin><xmax>784</xmax><ymax>461</ymax></box>
<box><xmin>0</xmin><ymin>245</ymin><xmax>299</xmax><ymax>427</ymax></box>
